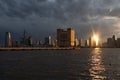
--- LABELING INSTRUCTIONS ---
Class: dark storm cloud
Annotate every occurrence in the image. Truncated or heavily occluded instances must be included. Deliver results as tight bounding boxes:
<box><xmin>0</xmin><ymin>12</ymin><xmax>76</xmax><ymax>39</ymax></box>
<box><xmin>0</xmin><ymin>0</ymin><xmax>120</xmax><ymax>43</ymax></box>
<box><xmin>0</xmin><ymin>0</ymin><xmax>90</xmax><ymax>20</ymax></box>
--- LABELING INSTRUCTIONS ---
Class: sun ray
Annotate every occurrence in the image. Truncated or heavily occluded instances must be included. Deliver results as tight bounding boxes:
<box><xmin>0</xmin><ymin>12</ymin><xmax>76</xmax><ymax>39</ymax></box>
<box><xmin>93</xmin><ymin>34</ymin><xmax>99</xmax><ymax>46</ymax></box>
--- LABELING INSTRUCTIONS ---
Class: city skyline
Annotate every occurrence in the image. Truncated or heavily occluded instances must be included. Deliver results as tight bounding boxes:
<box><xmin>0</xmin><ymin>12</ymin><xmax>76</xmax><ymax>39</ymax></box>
<box><xmin>1</xmin><ymin>1</ymin><xmax>120</xmax><ymax>80</ymax></box>
<box><xmin>1</xmin><ymin>28</ymin><xmax>120</xmax><ymax>48</ymax></box>
<box><xmin>0</xmin><ymin>0</ymin><xmax>120</xmax><ymax>44</ymax></box>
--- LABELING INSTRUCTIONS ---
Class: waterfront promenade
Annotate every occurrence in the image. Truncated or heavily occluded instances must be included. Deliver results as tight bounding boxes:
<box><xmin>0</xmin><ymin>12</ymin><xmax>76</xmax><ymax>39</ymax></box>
<box><xmin>0</xmin><ymin>47</ymin><xmax>80</xmax><ymax>51</ymax></box>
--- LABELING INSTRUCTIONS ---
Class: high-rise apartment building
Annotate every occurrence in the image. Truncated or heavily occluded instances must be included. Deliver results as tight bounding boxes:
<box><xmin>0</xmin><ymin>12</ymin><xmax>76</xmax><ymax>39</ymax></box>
<box><xmin>5</xmin><ymin>32</ymin><xmax>11</xmax><ymax>47</ymax></box>
<box><xmin>44</xmin><ymin>36</ymin><xmax>52</xmax><ymax>46</ymax></box>
<box><xmin>89</xmin><ymin>36</ymin><xmax>96</xmax><ymax>47</ymax></box>
<box><xmin>57</xmin><ymin>28</ymin><xmax>75</xmax><ymax>47</ymax></box>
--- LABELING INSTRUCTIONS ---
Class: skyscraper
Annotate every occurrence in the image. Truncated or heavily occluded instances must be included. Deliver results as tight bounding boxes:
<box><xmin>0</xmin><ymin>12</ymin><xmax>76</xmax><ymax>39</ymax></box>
<box><xmin>79</xmin><ymin>38</ymin><xmax>82</xmax><ymax>47</ymax></box>
<box><xmin>44</xmin><ymin>36</ymin><xmax>52</xmax><ymax>46</ymax></box>
<box><xmin>27</xmin><ymin>36</ymin><xmax>33</xmax><ymax>46</ymax></box>
<box><xmin>112</xmin><ymin>35</ymin><xmax>116</xmax><ymax>47</ymax></box>
<box><xmin>85</xmin><ymin>40</ymin><xmax>89</xmax><ymax>47</ymax></box>
<box><xmin>57</xmin><ymin>28</ymin><xmax>75</xmax><ymax>47</ymax></box>
<box><xmin>89</xmin><ymin>36</ymin><xmax>95</xmax><ymax>47</ymax></box>
<box><xmin>5</xmin><ymin>32</ymin><xmax>11</xmax><ymax>47</ymax></box>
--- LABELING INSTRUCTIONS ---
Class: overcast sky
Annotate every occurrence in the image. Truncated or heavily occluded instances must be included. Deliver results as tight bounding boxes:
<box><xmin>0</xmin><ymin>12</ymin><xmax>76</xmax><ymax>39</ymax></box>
<box><xmin>0</xmin><ymin>0</ymin><xmax>120</xmax><ymax>43</ymax></box>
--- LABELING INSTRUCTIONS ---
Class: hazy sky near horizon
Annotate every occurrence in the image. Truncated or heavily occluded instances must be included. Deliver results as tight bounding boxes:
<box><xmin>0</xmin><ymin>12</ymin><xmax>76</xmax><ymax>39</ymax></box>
<box><xmin>0</xmin><ymin>0</ymin><xmax>120</xmax><ymax>42</ymax></box>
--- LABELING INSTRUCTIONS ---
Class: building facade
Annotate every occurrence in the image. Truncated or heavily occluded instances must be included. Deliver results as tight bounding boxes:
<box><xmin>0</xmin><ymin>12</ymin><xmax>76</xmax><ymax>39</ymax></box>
<box><xmin>85</xmin><ymin>40</ymin><xmax>89</xmax><ymax>47</ymax></box>
<box><xmin>79</xmin><ymin>38</ymin><xmax>82</xmax><ymax>47</ymax></box>
<box><xmin>44</xmin><ymin>36</ymin><xmax>52</xmax><ymax>46</ymax></box>
<box><xmin>5</xmin><ymin>32</ymin><xmax>11</xmax><ymax>47</ymax></box>
<box><xmin>89</xmin><ymin>36</ymin><xmax>96</xmax><ymax>47</ymax></box>
<box><xmin>57</xmin><ymin>28</ymin><xmax>75</xmax><ymax>47</ymax></box>
<box><xmin>107</xmin><ymin>35</ymin><xmax>116</xmax><ymax>48</ymax></box>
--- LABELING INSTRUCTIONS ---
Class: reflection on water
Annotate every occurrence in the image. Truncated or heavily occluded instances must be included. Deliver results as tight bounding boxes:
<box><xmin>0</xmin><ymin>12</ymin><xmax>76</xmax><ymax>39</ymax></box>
<box><xmin>0</xmin><ymin>49</ymin><xmax>120</xmax><ymax>80</ymax></box>
<box><xmin>89</xmin><ymin>48</ymin><xmax>106</xmax><ymax>80</ymax></box>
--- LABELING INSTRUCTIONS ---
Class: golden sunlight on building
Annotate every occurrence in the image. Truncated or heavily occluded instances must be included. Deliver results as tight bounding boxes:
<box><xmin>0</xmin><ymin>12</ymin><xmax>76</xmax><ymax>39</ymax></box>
<box><xmin>93</xmin><ymin>35</ymin><xmax>99</xmax><ymax>46</ymax></box>
<box><xmin>57</xmin><ymin>28</ymin><xmax>75</xmax><ymax>47</ymax></box>
<box><xmin>89</xmin><ymin>34</ymin><xmax>100</xmax><ymax>47</ymax></box>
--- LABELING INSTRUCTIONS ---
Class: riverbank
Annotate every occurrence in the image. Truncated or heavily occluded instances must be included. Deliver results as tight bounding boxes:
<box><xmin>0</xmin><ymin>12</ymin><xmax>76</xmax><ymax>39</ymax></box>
<box><xmin>0</xmin><ymin>47</ymin><xmax>80</xmax><ymax>51</ymax></box>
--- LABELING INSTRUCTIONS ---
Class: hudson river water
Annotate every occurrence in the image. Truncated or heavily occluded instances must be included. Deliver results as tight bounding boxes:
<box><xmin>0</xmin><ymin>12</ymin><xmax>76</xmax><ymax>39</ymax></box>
<box><xmin>0</xmin><ymin>48</ymin><xmax>120</xmax><ymax>80</ymax></box>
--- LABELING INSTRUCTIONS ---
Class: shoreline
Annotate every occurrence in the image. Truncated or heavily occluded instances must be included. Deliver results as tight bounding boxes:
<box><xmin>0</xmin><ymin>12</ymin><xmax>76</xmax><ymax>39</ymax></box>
<box><xmin>0</xmin><ymin>47</ymin><xmax>80</xmax><ymax>51</ymax></box>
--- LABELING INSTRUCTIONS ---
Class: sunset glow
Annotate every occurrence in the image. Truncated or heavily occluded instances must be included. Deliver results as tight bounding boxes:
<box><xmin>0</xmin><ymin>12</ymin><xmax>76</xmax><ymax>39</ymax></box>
<box><xmin>93</xmin><ymin>35</ymin><xmax>99</xmax><ymax>46</ymax></box>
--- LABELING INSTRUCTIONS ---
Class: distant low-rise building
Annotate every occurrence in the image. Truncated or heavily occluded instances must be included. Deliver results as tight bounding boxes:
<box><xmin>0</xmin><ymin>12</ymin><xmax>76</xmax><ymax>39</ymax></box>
<box><xmin>116</xmin><ymin>38</ymin><xmax>120</xmax><ymax>48</ymax></box>
<box><xmin>79</xmin><ymin>38</ymin><xmax>82</xmax><ymax>47</ymax></box>
<box><xmin>102</xmin><ymin>42</ymin><xmax>108</xmax><ymax>48</ymax></box>
<box><xmin>52</xmin><ymin>39</ymin><xmax>58</xmax><ymax>47</ymax></box>
<box><xmin>74</xmin><ymin>38</ymin><xmax>79</xmax><ymax>47</ymax></box>
<box><xmin>44</xmin><ymin>36</ymin><xmax>52</xmax><ymax>47</ymax></box>
<box><xmin>27</xmin><ymin>36</ymin><xmax>33</xmax><ymax>46</ymax></box>
<box><xmin>85</xmin><ymin>40</ymin><xmax>89</xmax><ymax>47</ymax></box>
<box><xmin>107</xmin><ymin>35</ymin><xmax>116</xmax><ymax>48</ymax></box>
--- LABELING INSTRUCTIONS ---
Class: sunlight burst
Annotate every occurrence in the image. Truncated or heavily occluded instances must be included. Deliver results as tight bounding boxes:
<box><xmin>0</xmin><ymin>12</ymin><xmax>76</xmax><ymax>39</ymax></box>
<box><xmin>93</xmin><ymin>34</ymin><xmax>99</xmax><ymax>46</ymax></box>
